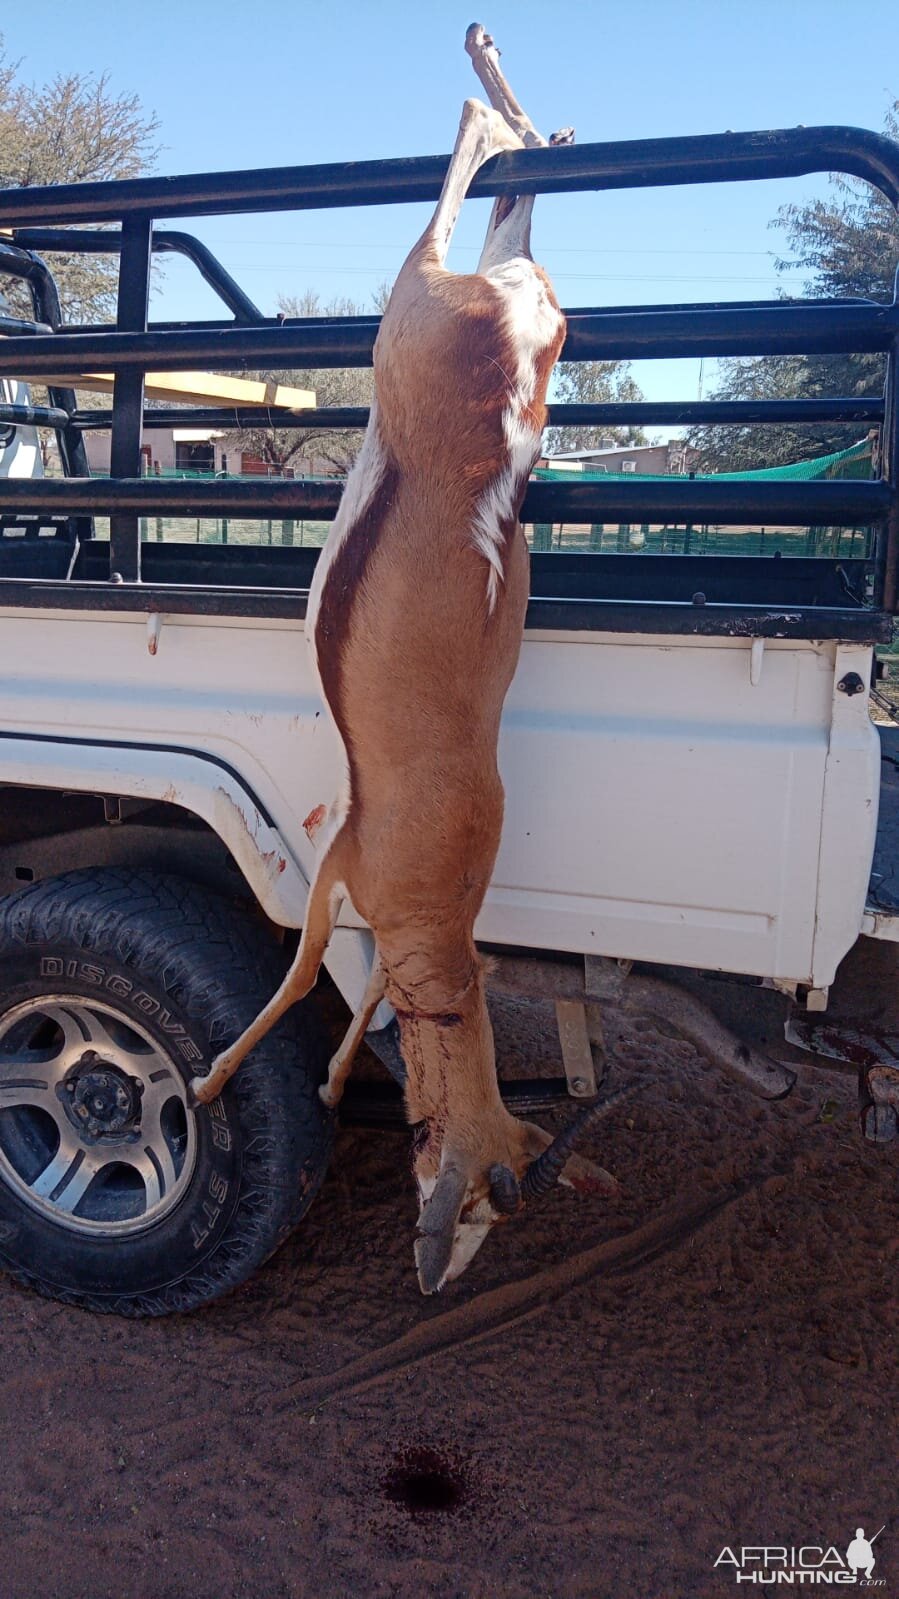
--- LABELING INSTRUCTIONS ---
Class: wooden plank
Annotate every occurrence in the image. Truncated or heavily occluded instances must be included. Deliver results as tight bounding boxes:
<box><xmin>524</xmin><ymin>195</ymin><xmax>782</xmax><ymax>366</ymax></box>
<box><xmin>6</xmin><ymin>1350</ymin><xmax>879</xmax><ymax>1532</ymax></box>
<box><xmin>37</xmin><ymin>370</ymin><xmax>317</xmax><ymax>409</ymax></box>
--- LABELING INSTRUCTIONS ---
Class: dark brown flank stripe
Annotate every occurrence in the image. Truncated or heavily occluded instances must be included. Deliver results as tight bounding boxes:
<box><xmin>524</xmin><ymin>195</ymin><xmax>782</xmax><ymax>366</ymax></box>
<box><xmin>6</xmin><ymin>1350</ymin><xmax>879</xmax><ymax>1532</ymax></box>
<box><xmin>314</xmin><ymin>452</ymin><xmax>399</xmax><ymax>766</ymax></box>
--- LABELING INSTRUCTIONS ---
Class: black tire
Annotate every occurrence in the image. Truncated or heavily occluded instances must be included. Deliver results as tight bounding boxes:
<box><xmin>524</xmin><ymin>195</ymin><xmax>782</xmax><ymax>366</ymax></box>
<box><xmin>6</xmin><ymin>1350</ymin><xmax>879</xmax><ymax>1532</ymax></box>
<box><xmin>0</xmin><ymin>867</ymin><xmax>332</xmax><ymax>1316</ymax></box>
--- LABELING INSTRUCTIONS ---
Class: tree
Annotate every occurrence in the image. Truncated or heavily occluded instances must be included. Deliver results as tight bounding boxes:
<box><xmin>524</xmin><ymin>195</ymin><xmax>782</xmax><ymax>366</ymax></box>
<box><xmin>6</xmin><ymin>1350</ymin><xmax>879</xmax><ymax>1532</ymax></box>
<box><xmin>0</xmin><ymin>37</ymin><xmax>160</xmax><ymax>324</ymax></box>
<box><xmin>688</xmin><ymin>100</ymin><xmax>899</xmax><ymax>472</ymax></box>
<box><xmin>685</xmin><ymin>353</ymin><xmax>879</xmax><ymax>473</ymax></box>
<box><xmin>544</xmin><ymin>359</ymin><xmax>647</xmax><ymax>455</ymax></box>
<box><xmin>224</xmin><ymin>291</ymin><xmax>378</xmax><ymax>475</ymax></box>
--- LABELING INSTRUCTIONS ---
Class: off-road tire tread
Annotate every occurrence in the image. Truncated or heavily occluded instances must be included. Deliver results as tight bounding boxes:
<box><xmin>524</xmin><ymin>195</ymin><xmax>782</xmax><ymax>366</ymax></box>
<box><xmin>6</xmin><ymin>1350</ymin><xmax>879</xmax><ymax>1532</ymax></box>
<box><xmin>0</xmin><ymin>867</ymin><xmax>332</xmax><ymax>1316</ymax></box>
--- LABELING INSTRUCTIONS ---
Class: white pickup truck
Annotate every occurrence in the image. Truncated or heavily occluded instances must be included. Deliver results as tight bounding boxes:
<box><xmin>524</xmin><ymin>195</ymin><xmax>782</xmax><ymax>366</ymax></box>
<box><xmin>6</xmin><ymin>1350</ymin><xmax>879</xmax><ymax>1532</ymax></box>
<box><xmin>0</xmin><ymin>125</ymin><xmax>896</xmax><ymax>1314</ymax></box>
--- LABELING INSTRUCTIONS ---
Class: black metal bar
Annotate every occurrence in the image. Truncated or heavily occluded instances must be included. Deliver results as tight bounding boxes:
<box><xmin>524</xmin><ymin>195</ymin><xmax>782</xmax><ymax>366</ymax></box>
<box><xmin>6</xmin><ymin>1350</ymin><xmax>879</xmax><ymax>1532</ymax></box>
<box><xmin>0</xmin><ymin>473</ymin><xmax>888</xmax><ymax>527</ymax></box>
<box><xmin>0</xmin><ymin>402</ymin><xmax>71</xmax><ymax>430</ymax></box>
<box><xmin>524</xmin><ymin>598</ymin><xmax>891</xmax><ymax>640</ymax></box>
<box><xmin>557</xmin><ymin>303</ymin><xmax>899</xmax><ymax>362</ymax></box>
<box><xmin>544</xmin><ymin>398</ymin><xmax>887</xmax><ymax>426</ymax></box>
<box><xmin>7</xmin><ymin>246</ymin><xmax>93</xmax><ymax>491</ymax></box>
<box><xmin>108</xmin><ymin>218</ymin><xmax>152</xmax><ymax>583</ymax></box>
<box><xmin>338</xmin><ymin>1076</ymin><xmax>581</xmax><ymax>1127</ymax></box>
<box><xmin>0</xmin><ymin>477</ymin><xmax>342</xmax><ymax>516</ymax></box>
<box><xmin>0</xmin><ymin>239</ymin><xmax>47</xmax><ymax>283</ymax></box>
<box><xmin>564</xmin><ymin>295</ymin><xmax>887</xmax><ymax>316</ymax></box>
<box><xmin>0</xmin><ymin>126</ymin><xmax>898</xmax><ymax>224</ymax></box>
<box><xmin>75</xmin><ymin>405</ymin><xmax>372</xmax><ymax>431</ymax></box>
<box><xmin>880</xmin><ymin>344</ymin><xmax>899</xmax><ymax>609</ymax></box>
<box><xmin>0</xmin><ymin>575</ymin><xmax>887</xmax><ymax>640</ymax></box>
<box><xmin>12</xmin><ymin>228</ymin><xmax>265</xmax><ymax>324</ymax></box>
<box><xmin>65</xmin><ymin>296</ymin><xmax>885</xmax><ymax>338</ymax></box>
<box><xmin>69</xmin><ymin>396</ymin><xmax>888</xmax><ymax>434</ymax></box>
<box><xmin>8</xmin><ymin>227</ymin><xmax>124</xmax><ymax>253</ymax></box>
<box><xmin>59</xmin><ymin>541</ymin><xmax>864</xmax><ymax>609</ymax></box>
<box><xmin>0</xmin><ymin>240</ymin><xmax>92</xmax><ymax>481</ymax></box>
<box><xmin>62</xmin><ymin>542</ymin><xmax>866</xmax><ymax>607</ymax></box>
<box><xmin>2</xmin><ymin>301</ymin><xmax>897</xmax><ymax>378</ymax></box>
<box><xmin>0</xmin><ymin>312</ymin><xmax>53</xmax><ymax>336</ymax></box>
<box><xmin>522</xmin><ymin>477</ymin><xmax>889</xmax><ymax>525</ymax></box>
<box><xmin>0</xmin><ymin>322</ymin><xmax>379</xmax><ymax>374</ymax></box>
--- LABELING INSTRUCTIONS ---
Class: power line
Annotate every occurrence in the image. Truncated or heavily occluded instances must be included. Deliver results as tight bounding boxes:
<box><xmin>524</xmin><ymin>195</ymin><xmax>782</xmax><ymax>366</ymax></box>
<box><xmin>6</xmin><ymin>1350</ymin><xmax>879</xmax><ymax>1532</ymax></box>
<box><xmin>206</xmin><ymin>263</ymin><xmax>781</xmax><ymax>284</ymax></box>
<box><xmin>205</xmin><ymin>236</ymin><xmax>786</xmax><ymax>259</ymax></box>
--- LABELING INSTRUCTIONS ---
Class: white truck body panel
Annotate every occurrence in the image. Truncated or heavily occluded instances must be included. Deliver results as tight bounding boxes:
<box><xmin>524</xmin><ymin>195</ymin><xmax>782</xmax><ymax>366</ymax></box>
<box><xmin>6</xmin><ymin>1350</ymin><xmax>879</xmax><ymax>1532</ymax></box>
<box><xmin>0</xmin><ymin>380</ymin><xmax>41</xmax><ymax>481</ymax></box>
<box><xmin>0</xmin><ymin>604</ymin><xmax>882</xmax><ymax>1013</ymax></box>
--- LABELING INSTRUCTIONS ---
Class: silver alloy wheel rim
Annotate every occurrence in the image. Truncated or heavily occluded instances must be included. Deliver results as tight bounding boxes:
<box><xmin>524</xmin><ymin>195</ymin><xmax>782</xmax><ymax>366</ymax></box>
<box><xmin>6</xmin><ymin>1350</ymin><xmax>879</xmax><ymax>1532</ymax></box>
<box><xmin>0</xmin><ymin>995</ymin><xmax>197</xmax><ymax>1236</ymax></box>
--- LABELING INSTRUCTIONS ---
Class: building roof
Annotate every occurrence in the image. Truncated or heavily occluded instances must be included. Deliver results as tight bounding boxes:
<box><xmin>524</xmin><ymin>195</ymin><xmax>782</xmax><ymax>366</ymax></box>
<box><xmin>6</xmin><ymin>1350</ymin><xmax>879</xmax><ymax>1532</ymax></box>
<box><xmin>546</xmin><ymin>442</ymin><xmax>671</xmax><ymax>461</ymax></box>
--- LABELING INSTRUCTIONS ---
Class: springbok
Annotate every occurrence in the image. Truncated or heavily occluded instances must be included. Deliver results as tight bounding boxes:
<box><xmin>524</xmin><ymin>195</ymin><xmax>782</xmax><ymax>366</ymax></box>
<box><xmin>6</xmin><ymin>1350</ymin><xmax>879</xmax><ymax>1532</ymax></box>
<box><xmin>191</xmin><ymin>24</ymin><xmax>615</xmax><ymax>1292</ymax></box>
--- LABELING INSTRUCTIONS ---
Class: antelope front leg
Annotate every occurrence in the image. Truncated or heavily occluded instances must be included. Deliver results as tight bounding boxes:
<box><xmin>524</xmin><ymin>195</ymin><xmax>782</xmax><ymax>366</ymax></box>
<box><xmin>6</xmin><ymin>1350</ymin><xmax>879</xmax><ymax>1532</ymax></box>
<box><xmin>426</xmin><ymin>97</ymin><xmax>523</xmax><ymax>265</ymax></box>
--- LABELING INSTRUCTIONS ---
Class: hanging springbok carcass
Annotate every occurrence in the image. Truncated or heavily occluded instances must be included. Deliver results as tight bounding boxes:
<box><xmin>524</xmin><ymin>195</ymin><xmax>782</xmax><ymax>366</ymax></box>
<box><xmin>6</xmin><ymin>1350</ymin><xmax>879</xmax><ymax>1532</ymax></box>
<box><xmin>191</xmin><ymin>24</ymin><xmax>616</xmax><ymax>1292</ymax></box>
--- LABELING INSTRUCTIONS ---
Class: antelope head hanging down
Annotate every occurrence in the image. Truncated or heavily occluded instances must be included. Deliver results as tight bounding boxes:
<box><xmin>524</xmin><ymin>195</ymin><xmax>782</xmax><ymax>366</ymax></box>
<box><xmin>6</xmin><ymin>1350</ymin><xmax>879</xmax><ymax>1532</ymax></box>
<box><xmin>192</xmin><ymin>24</ymin><xmax>616</xmax><ymax>1291</ymax></box>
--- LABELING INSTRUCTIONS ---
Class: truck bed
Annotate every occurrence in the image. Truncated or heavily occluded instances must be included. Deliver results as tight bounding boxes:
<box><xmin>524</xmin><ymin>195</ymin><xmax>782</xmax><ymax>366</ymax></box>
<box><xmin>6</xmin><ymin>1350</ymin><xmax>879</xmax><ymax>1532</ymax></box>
<box><xmin>0</xmin><ymin>525</ymin><xmax>887</xmax><ymax>641</ymax></box>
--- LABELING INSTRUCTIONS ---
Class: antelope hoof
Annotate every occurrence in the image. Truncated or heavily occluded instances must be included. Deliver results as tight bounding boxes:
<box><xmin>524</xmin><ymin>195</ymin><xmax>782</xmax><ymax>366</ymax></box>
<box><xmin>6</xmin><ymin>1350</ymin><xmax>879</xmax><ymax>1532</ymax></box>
<box><xmin>189</xmin><ymin>1073</ymin><xmax>216</xmax><ymax>1107</ymax></box>
<box><xmin>189</xmin><ymin>1050</ymin><xmax>233</xmax><ymax>1106</ymax></box>
<box><xmin>464</xmin><ymin>22</ymin><xmax>494</xmax><ymax>59</ymax></box>
<box><xmin>412</xmin><ymin>1155</ymin><xmax>525</xmax><ymax>1293</ymax></box>
<box><xmin>415</xmin><ymin>1229</ymin><xmax>455</xmax><ymax>1296</ymax></box>
<box><xmin>318</xmin><ymin>1078</ymin><xmax>342</xmax><ymax>1110</ymax></box>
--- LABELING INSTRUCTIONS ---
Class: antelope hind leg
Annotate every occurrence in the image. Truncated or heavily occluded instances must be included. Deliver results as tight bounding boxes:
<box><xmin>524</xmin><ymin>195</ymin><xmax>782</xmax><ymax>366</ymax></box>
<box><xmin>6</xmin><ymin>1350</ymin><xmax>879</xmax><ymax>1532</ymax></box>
<box><xmin>466</xmin><ymin>24</ymin><xmax>573</xmax><ymax>271</ymax></box>
<box><xmin>465</xmin><ymin>23</ymin><xmax>546</xmax><ymax>148</ymax></box>
<box><xmin>427</xmin><ymin>97</ymin><xmax>524</xmax><ymax>265</ymax></box>
<box><xmin>319</xmin><ymin>952</ymin><xmax>387</xmax><ymax>1109</ymax></box>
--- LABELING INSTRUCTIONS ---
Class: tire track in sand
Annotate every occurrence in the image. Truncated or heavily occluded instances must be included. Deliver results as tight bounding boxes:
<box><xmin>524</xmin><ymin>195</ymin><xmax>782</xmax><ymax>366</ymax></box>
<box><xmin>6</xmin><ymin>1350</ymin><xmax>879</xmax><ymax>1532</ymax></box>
<box><xmin>267</xmin><ymin>1165</ymin><xmax>785</xmax><ymax>1413</ymax></box>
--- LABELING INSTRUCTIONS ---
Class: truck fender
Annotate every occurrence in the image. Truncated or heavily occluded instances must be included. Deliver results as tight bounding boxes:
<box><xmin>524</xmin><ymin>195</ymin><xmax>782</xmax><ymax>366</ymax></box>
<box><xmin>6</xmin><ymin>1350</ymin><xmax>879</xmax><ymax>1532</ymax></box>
<box><xmin>0</xmin><ymin>731</ymin><xmax>304</xmax><ymax>921</ymax></box>
<box><xmin>0</xmin><ymin>731</ymin><xmax>390</xmax><ymax>1022</ymax></box>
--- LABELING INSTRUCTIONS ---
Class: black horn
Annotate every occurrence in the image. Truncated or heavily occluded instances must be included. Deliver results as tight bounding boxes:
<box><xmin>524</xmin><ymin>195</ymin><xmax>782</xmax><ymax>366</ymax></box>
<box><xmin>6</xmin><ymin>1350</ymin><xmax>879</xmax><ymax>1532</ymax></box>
<box><xmin>521</xmin><ymin>1086</ymin><xmax>636</xmax><ymax>1201</ymax></box>
<box><xmin>488</xmin><ymin>1162</ymin><xmax>521</xmax><ymax>1215</ymax></box>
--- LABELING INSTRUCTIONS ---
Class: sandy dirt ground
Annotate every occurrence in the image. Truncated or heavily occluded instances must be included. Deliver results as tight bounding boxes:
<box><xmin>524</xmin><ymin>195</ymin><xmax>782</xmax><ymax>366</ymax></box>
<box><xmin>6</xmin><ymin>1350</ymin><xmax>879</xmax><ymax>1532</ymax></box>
<box><xmin>0</xmin><ymin>939</ymin><xmax>895</xmax><ymax>1599</ymax></box>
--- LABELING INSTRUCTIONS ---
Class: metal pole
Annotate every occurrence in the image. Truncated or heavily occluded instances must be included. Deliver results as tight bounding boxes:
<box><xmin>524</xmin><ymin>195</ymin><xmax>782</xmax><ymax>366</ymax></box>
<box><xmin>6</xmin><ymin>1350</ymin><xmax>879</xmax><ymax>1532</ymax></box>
<box><xmin>879</xmin><ymin>339</ymin><xmax>899</xmax><ymax>611</ymax></box>
<box><xmin>108</xmin><ymin>216</ymin><xmax>151</xmax><ymax>582</ymax></box>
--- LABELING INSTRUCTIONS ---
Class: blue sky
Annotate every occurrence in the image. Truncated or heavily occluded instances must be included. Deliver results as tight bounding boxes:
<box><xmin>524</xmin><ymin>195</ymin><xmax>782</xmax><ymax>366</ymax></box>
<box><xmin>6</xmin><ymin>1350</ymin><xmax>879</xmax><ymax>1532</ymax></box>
<box><xmin>2</xmin><ymin>0</ymin><xmax>897</xmax><ymax>412</ymax></box>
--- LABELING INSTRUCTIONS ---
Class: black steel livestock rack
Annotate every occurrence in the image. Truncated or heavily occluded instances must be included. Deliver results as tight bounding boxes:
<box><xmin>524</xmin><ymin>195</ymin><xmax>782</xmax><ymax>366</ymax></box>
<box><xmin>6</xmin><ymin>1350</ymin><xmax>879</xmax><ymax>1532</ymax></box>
<box><xmin>0</xmin><ymin>124</ymin><xmax>897</xmax><ymax>642</ymax></box>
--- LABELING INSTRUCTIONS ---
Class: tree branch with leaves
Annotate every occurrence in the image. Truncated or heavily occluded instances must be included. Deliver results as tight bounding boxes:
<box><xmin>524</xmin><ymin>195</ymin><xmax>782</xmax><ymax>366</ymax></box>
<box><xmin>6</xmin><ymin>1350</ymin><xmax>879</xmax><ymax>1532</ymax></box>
<box><xmin>687</xmin><ymin>101</ymin><xmax>899</xmax><ymax>473</ymax></box>
<box><xmin>544</xmin><ymin>359</ymin><xmax>647</xmax><ymax>455</ymax></box>
<box><xmin>223</xmin><ymin>290</ymin><xmax>389</xmax><ymax>476</ymax></box>
<box><xmin>0</xmin><ymin>36</ymin><xmax>160</xmax><ymax>325</ymax></box>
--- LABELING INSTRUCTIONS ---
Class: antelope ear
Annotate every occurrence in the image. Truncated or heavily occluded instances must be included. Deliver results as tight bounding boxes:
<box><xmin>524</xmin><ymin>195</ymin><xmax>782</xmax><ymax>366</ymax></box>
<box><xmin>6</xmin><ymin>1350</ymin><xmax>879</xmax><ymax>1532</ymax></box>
<box><xmin>414</xmin><ymin>1164</ymin><xmax>469</xmax><ymax>1294</ymax></box>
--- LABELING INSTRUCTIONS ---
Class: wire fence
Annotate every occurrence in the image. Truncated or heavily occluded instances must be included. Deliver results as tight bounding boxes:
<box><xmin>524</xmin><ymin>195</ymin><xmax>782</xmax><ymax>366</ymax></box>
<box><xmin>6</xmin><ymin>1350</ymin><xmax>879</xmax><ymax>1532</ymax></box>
<box><xmin>528</xmin><ymin>522</ymin><xmax>874</xmax><ymax>557</ymax></box>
